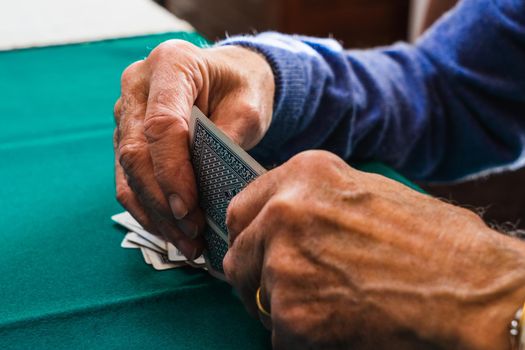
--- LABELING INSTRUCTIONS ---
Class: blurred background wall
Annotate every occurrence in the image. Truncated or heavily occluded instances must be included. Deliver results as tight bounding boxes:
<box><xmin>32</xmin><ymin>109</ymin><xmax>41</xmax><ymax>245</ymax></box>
<box><xmin>159</xmin><ymin>0</ymin><xmax>411</xmax><ymax>47</ymax></box>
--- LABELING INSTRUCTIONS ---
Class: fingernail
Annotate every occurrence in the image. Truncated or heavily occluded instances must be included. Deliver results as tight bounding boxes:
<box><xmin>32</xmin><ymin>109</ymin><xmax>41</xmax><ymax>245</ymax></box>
<box><xmin>169</xmin><ymin>194</ymin><xmax>188</xmax><ymax>220</ymax></box>
<box><xmin>177</xmin><ymin>219</ymin><xmax>199</xmax><ymax>239</ymax></box>
<box><xmin>227</xmin><ymin>227</ymin><xmax>236</xmax><ymax>247</ymax></box>
<box><xmin>177</xmin><ymin>239</ymin><xmax>199</xmax><ymax>260</ymax></box>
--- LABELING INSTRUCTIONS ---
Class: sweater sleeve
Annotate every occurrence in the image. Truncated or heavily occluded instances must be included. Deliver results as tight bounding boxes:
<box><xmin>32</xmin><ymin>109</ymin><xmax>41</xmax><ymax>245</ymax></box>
<box><xmin>217</xmin><ymin>0</ymin><xmax>525</xmax><ymax>182</ymax></box>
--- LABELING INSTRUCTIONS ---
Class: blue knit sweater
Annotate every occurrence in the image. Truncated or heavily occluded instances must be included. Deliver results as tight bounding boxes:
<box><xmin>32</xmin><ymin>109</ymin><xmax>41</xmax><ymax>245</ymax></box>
<box><xmin>219</xmin><ymin>0</ymin><xmax>525</xmax><ymax>182</ymax></box>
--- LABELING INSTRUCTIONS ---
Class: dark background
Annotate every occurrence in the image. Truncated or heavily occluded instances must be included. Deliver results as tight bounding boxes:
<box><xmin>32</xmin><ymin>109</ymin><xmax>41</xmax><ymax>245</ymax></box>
<box><xmin>159</xmin><ymin>0</ymin><xmax>410</xmax><ymax>47</ymax></box>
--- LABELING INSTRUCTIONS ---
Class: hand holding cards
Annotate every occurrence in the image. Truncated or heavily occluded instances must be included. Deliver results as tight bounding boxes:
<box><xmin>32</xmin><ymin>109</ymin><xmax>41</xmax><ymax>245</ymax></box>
<box><xmin>112</xmin><ymin>106</ymin><xmax>265</xmax><ymax>279</ymax></box>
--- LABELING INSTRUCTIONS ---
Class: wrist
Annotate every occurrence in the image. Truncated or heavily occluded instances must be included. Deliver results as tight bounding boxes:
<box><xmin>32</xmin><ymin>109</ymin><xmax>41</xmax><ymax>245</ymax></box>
<box><xmin>458</xmin><ymin>231</ymin><xmax>525</xmax><ymax>350</ymax></box>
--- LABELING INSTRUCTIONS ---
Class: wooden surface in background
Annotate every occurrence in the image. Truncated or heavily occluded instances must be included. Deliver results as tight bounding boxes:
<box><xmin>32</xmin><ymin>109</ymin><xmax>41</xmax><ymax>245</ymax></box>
<box><xmin>423</xmin><ymin>168</ymin><xmax>525</xmax><ymax>231</ymax></box>
<box><xmin>280</xmin><ymin>0</ymin><xmax>409</xmax><ymax>47</ymax></box>
<box><xmin>165</xmin><ymin>0</ymin><xmax>409</xmax><ymax>47</ymax></box>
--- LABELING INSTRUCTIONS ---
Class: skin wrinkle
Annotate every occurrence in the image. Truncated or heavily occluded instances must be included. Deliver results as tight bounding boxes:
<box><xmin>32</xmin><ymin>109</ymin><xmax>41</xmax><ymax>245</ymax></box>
<box><xmin>150</xmin><ymin>41</ymin><xmax>202</xmax><ymax>87</ymax></box>
<box><xmin>294</xmin><ymin>221</ymin><xmax>360</xmax><ymax>293</ymax></box>
<box><xmin>118</xmin><ymin>102</ymin><xmax>147</xmax><ymax>141</ymax></box>
<box><xmin>304</xmin><ymin>180</ymin><xmax>440</xmax><ymax>282</ymax></box>
<box><xmin>369</xmin><ymin>234</ymin><xmax>516</xmax><ymax>340</ymax></box>
<box><xmin>116</xmin><ymin>42</ymin><xmax>277</xmax><ymax>259</ymax></box>
<box><xmin>118</xmin><ymin>96</ymin><xmax>201</xmax><ymax>244</ymax></box>
<box><xmin>222</xmin><ymin>151</ymin><xmax>525</xmax><ymax>348</ymax></box>
<box><xmin>227</xmin><ymin>211</ymin><xmax>272</xmax><ymax>316</ymax></box>
<box><xmin>205</xmin><ymin>54</ymin><xmax>242</xmax><ymax>109</ymax></box>
<box><xmin>266</xmin><ymin>210</ymin><xmax>366</xmax><ymax>345</ymax></box>
<box><xmin>115</xmin><ymin>34</ymin><xmax>525</xmax><ymax>347</ymax></box>
<box><xmin>360</xmin><ymin>278</ymin><xmax>516</xmax><ymax>348</ymax></box>
<box><xmin>144</xmin><ymin>115</ymin><xmax>189</xmax><ymax>154</ymax></box>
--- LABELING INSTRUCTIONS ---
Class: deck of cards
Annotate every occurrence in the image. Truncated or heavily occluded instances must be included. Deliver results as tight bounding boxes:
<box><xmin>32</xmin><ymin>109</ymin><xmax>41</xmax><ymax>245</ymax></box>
<box><xmin>112</xmin><ymin>106</ymin><xmax>266</xmax><ymax>280</ymax></box>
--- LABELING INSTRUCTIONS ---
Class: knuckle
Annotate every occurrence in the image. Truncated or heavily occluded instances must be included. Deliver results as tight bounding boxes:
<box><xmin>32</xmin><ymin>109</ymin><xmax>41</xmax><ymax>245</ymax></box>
<box><xmin>143</xmin><ymin>113</ymin><xmax>187</xmax><ymax>144</ymax></box>
<box><xmin>115</xmin><ymin>186</ymin><xmax>130</xmax><ymax>207</ymax></box>
<box><xmin>149</xmin><ymin>41</ymin><xmax>175</xmax><ymax>61</ymax></box>
<box><xmin>289</xmin><ymin>150</ymin><xmax>338</xmax><ymax>170</ymax></box>
<box><xmin>226</xmin><ymin>196</ymin><xmax>241</xmax><ymax>233</ymax></box>
<box><xmin>287</xmin><ymin>151</ymin><xmax>319</xmax><ymax>172</ymax></box>
<box><xmin>285</xmin><ymin>150</ymin><xmax>351</xmax><ymax>186</ymax></box>
<box><xmin>260</xmin><ymin>196</ymin><xmax>306</xmax><ymax>234</ymax></box>
<box><xmin>148</xmin><ymin>39</ymin><xmax>197</xmax><ymax>63</ymax></box>
<box><xmin>120</xmin><ymin>60</ymin><xmax>143</xmax><ymax>87</ymax></box>
<box><xmin>118</xmin><ymin>141</ymin><xmax>147</xmax><ymax>171</ymax></box>
<box><xmin>222</xmin><ymin>252</ymin><xmax>236</xmax><ymax>284</ymax></box>
<box><xmin>147</xmin><ymin>87</ymin><xmax>191</xmax><ymax>120</ymax></box>
<box><xmin>265</xmin><ymin>196</ymin><xmax>298</xmax><ymax>223</ymax></box>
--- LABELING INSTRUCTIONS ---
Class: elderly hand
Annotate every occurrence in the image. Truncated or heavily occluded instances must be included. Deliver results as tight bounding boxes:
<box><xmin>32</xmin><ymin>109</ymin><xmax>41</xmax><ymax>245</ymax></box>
<box><xmin>224</xmin><ymin>150</ymin><xmax>525</xmax><ymax>349</ymax></box>
<box><xmin>113</xmin><ymin>40</ymin><xmax>274</xmax><ymax>258</ymax></box>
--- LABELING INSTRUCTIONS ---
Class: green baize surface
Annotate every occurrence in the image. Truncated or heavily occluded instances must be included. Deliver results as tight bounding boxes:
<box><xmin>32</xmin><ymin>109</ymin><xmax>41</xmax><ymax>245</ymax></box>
<box><xmin>0</xmin><ymin>32</ymin><xmax>419</xmax><ymax>349</ymax></box>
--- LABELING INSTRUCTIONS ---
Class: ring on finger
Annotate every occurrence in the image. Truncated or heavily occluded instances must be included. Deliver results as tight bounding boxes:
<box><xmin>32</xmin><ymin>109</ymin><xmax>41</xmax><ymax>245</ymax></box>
<box><xmin>256</xmin><ymin>286</ymin><xmax>271</xmax><ymax>317</ymax></box>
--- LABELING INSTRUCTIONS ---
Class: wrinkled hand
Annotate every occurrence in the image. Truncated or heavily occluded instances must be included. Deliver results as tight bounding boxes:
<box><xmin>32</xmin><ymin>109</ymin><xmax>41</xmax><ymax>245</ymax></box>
<box><xmin>113</xmin><ymin>40</ymin><xmax>274</xmax><ymax>258</ymax></box>
<box><xmin>224</xmin><ymin>150</ymin><xmax>525</xmax><ymax>349</ymax></box>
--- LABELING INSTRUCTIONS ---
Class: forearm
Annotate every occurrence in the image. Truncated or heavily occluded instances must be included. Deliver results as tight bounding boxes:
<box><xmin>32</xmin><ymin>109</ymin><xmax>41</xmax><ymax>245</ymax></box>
<box><xmin>217</xmin><ymin>0</ymin><xmax>525</xmax><ymax>182</ymax></box>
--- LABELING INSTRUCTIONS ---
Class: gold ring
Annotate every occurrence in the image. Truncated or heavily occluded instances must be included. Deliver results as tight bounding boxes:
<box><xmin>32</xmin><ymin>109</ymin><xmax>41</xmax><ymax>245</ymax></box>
<box><xmin>256</xmin><ymin>286</ymin><xmax>271</xmax><ymax>317</ymax></box>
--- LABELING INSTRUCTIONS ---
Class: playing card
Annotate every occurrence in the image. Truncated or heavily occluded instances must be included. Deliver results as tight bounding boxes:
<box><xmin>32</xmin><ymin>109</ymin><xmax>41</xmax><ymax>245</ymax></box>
<box><xmin>125</xmin><ymin>232</ymin><xmax>166</xmax><ymax>254</ymax></box>
<box><xmin>189</xmin><ymin>106</ymin><xmax>266</xmax><ymax>280</ymax></box>
<box><xmin>167</xmin><ymin>242</ymin><xmax>188</xmax><ymax>262</ymax></box>
<box><xmin>111</xmin><ymin>212</ymin><xmax>167</xmax><ymax>251</ymax></box>
<box><xmin>187</xmin><ymin>256</ymin><xmax>206</xmax><ymax>266</ymax></box>
<box><xmin>141</xmin><ymin>247</ymin><xmax>152</xmax><ymax>264</ymax></box>
<box><xmin>144</xmin><ymin>248</ymin><xmax>185</xmax><ymax>271</ymax></box>
<box><xmin>115</xmin><ymin>214</ymin><xmax>205</xmax><ymax>269</ymax></box>
<box><xmin>166</xmin><ymin>243</ymin><xmax>205</xmax><ymax>268</ymax></box>
<box><xmin>121</xmin><ymin>234</ymin><xmax>141</xmax><ymax>249</ymax></box>
<box><xmin>167</xmin><ymin>242</ymin><xmax>206</xmax><ymax>266</ymax></box>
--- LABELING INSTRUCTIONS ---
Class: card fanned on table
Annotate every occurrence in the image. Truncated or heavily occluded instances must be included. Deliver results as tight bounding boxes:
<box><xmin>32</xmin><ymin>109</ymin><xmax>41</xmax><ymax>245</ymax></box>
<box><xmin>112</xmin><ymin>106</ymin><xmax>266</xmax><ymax>280</ymax></box>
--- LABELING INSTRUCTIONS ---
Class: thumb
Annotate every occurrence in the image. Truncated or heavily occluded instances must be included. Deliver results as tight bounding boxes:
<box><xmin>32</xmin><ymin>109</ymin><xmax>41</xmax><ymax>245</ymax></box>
<box><xmin>209</xmin><ymin>96</ymin><xmax>270</xmax><ymax>151</ymax></box>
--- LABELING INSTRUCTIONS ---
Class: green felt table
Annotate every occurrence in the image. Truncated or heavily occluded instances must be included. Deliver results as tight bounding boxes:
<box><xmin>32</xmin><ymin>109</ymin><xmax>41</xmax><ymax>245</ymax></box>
<box><xmin>0</xmin><ymin>32</ymin><xmax>420</xmax><ymax>349</ymax></box>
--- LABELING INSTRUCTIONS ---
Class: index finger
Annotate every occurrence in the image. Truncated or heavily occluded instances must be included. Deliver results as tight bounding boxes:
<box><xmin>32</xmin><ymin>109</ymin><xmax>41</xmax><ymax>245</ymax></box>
<box><xmin>226</xmin><ymin>169</ymin><xmax>279</xmax><ymax>244</ymax></box>
<box><xmin>142</xmin><ymin>44</ymin><xmax>204</xmax><ymax>225</ymax></box>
